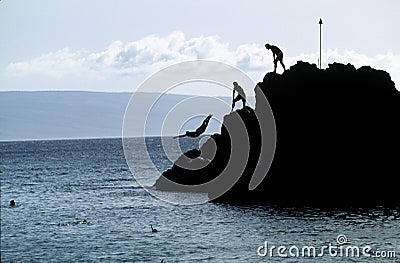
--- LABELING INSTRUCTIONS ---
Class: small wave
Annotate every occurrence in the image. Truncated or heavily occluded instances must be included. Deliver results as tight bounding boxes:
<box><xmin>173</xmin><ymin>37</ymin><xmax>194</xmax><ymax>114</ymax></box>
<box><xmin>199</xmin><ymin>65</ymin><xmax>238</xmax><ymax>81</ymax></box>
<box><xmin>57</xmin><ymin>219</ymin><xmax>89</xmax><ymax>227</ymax></box>
<box><xmin>97</xmin><ymin>185</ymin><xmax>142</xmax><ymax>190</ymax></box>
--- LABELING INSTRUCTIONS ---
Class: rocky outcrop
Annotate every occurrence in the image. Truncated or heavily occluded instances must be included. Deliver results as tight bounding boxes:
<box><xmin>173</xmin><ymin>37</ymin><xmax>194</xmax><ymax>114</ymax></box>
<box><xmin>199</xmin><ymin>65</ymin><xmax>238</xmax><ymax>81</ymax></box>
<box><xmin>156</xmin><ymin>61</ymin><xmax>400</xmax><ymax>208</ymax></box>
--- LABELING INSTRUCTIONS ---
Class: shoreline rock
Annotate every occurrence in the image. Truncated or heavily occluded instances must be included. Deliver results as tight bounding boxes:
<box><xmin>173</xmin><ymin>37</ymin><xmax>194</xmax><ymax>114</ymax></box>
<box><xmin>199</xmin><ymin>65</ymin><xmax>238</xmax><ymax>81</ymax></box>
<box><xmin>156</xmin><ymin>61</ymin><xmax>400</xmax><ymax>208</ymax></box>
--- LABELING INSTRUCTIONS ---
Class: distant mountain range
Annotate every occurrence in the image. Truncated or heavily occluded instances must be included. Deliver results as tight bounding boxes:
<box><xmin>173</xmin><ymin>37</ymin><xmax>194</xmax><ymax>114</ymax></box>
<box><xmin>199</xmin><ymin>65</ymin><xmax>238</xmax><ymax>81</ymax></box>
<box><xmin>0</xmin><ymin>91</ymin><xmax>253</xmax><ymax>141</ymax></box>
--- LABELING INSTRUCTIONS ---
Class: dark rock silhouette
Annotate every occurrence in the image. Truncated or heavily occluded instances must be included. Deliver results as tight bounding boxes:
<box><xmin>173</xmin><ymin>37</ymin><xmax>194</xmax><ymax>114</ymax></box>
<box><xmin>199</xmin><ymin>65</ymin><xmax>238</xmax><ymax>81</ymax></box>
<box><xmin>156</xmin><ymin>61</ymin><xmax>400</xmax><ymax>208</ymax></box>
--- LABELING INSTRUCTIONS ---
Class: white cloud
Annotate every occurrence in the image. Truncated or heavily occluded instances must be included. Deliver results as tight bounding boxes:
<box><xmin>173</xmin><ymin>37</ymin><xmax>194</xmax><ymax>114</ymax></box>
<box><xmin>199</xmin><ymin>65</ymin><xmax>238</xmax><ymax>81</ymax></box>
<box><xmin>6</xmin><ymin>48</ymin><xmax>93</xmax><ymax>78</ymax></box>
<box><xmin>5</xmin><ymin>31</ymin><xmax>270</xmax><ymax>79</ymax></box>
<box><xmin>5</xmin><ymin>31</ymin><xmax>400</xmax><ymax>89</ymax></box>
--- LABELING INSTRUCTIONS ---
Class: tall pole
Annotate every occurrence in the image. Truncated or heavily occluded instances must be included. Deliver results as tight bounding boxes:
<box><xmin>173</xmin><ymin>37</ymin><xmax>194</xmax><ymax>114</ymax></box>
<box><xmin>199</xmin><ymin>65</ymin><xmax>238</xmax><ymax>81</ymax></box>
<box><xmin>319</xmin><ymin>18</ymin><xmax>323</xmax><ymax>69</ymax></box>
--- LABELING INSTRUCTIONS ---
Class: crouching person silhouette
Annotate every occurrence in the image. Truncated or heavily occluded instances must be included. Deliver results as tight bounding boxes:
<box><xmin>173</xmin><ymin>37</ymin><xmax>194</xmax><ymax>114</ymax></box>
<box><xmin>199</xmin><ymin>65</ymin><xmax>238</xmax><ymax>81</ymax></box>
<box><xmin>174</xmin><ymin>114</ymin><xmax>213</xmax><ymax>139</ymax></box>
<box><xmin>231</xmin><ymin>81</ymin><xmax>246</xmax><ymax>111</ymax></box>
<box><xmin>265</xmin><ymin>43</ymin><xmax>286</xmax><ymax>73</ymax></box>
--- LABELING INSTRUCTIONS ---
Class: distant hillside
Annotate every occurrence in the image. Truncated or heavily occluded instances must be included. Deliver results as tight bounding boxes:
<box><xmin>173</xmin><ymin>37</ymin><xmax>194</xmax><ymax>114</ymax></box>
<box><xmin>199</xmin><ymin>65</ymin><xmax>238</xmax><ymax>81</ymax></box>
<box><xmin>0</xmin><ymin>91</ymin><xmax>245</xmax><ymax>141</ymax></box>
<box><xmin>0</xmin><ymin>91</ymin><xmax>129</xmax><ymax>141</ymax></box>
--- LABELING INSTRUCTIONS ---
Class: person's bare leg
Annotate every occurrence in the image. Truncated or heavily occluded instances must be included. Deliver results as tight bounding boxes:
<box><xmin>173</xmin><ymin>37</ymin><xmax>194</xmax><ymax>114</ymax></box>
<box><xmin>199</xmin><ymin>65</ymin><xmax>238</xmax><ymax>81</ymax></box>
<box><xmin>232</xmin><ymin>96</ymin><xmax>241</xmax><ymax>110</ymax></box>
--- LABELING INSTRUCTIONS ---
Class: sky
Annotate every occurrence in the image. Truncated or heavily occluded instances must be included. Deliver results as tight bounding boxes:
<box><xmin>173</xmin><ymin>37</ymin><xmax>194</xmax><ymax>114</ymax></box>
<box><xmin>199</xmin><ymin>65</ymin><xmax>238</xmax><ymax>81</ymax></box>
<box><xmin>1</xmin><ymin>0</ymin><xmax>399</xmax><ymax>96</ymax></box>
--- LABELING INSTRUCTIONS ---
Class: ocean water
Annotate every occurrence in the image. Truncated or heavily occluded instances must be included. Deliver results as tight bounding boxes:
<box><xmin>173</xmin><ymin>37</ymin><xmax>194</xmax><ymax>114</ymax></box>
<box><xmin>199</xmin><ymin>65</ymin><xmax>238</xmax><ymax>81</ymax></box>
<box><xmin>1</xmin><ymin>138</ymin><xmax>399</xmax><ymax>262</ymax></box>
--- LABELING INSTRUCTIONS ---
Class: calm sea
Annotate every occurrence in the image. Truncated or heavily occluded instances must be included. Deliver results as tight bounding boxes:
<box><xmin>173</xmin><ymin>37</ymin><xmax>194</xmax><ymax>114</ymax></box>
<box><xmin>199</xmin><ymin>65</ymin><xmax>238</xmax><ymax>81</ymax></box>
<box><xmin>1</xmin><ymin>138</ymin><xmax>399</xmax><ymax>262</ymax></box>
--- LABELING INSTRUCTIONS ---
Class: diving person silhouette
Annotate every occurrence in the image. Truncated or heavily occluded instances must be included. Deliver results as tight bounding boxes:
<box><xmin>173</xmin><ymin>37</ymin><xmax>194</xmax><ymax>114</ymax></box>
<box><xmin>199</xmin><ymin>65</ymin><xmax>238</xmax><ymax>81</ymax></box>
<box><xmin>174</xmin><ymin>114</ymin><xmax>213</xmax><ymax>139</ymax></box>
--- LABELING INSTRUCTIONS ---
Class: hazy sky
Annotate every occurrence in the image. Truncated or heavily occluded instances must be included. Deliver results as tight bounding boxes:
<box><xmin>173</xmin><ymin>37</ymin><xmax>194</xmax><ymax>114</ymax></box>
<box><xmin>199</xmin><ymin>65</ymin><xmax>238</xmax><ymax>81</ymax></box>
<box><xmin>1</xmin><ymin>0</ymin><xmax>399</xmax><ymax>95</ymax></box>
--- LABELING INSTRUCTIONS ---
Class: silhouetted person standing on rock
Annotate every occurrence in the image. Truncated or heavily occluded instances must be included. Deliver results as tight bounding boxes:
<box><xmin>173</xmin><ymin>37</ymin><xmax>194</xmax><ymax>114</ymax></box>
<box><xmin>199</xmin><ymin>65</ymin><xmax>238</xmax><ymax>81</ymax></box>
<box><xmin>231</xmin><ymin>81</ymin><xmax>246</xmax><ymax>111</ymax></box>
<box><xmin>174</xmin><ymin>114</ymin><xmax>213</xmax><ymax>138</ymax></box>
<box><xmin>265</xmin><ymin>43</ymin><xmax>285</xmax><ymax>73</ymax></box>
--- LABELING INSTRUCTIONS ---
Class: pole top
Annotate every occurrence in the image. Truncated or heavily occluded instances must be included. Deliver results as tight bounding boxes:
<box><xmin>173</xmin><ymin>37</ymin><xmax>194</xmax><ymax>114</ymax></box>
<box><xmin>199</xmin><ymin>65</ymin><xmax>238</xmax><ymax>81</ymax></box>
<box><xmin>319</xmin><ymin>18</ymin><xmax>323</xmax><ymax>25</ymax></box>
